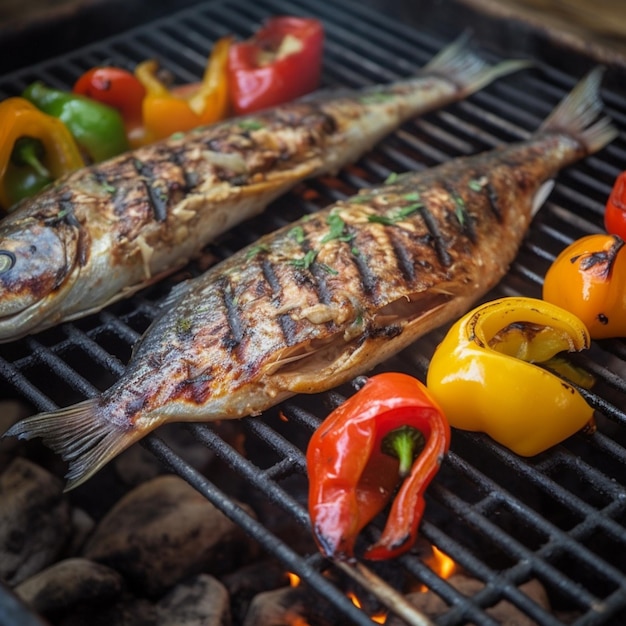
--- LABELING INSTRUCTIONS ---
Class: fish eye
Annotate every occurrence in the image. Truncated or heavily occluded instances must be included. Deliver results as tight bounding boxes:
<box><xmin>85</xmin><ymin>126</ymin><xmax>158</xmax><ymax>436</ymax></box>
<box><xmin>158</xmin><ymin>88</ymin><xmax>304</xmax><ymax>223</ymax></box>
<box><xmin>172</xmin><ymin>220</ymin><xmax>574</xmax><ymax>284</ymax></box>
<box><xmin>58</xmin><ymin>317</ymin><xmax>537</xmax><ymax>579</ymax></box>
<box><xmin>0</xmin><ymin>251</ymin><xmax>16</xmax><ymax>273</ymax></box>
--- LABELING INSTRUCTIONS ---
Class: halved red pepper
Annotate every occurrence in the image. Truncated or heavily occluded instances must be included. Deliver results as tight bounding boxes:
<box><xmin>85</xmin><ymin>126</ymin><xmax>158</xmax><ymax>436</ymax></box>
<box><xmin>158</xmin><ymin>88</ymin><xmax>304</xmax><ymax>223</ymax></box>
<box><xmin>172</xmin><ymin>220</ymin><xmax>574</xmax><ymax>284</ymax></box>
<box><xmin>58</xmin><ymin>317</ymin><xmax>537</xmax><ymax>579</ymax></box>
<box><xmin>604</xmin><ymin>171</ymin><xmax>626</xmax><ymax>241</ymax></box>
<box><xmin>227</xmin><ymin>16</ymin><xmax>324</xmax><ymax>115</ymax></box>
<box><xmin>306</xmin><ymin>373</ymin><xmax>450</xmax><ymax>562</ymax></box>
<box><xmin>73</xmin><ymin>66</ymin><xmax>146</xmax><ymax>145</ymax></box>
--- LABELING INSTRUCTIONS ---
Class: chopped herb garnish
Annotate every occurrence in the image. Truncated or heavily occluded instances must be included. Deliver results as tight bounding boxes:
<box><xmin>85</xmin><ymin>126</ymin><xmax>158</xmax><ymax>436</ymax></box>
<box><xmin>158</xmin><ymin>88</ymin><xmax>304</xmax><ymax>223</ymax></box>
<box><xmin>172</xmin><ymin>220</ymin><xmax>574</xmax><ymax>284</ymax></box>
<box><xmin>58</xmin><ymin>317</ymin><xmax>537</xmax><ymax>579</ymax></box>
<box><xmin>451</xmin><ymin>193</ymin><xmax>467</xmax><ymax>227</ymax></box>
<box><xmin>321</xmin><ymin>212</ymin><xmax>354</xmax><ymax>244</ymax></box>
<box><xmin>403</xmin><ymin>192</ymin><xmax>421</xmax><ymax>202</ymax></box>
<box><xmin>468</xmin><ymin>178</ymin><xmax>484</xmax><ymax>192</ymax></box>
<box><xmin>289</xmin><ymin>226</ymin><xmax>306</xmax><ymax>244</ymax></box>
<box><xmin>238</xmin><ymin>119</ymin><xmax>264</xmax><ymax>131</ymax></box>
<box><xmin>319</xmin><ymin>263</ymin><xmax>339</xmax><ymax>275</ymax></box>
<box><xmin>347</xmin><ymin>194</ymin><xmax>374</xmax><ymax>204</ymax></box>
<box><xmin>368</xmin><ymin>202</ymin><xmax>422</xmax><ymax>225</ymax></box>
<box><xmin>385</xmin><ymin>172</ymin><xmax>399</xmax><ymax>185</ymax></box>
<box><xmin>101</xmin><ymin>182</ymin><xmax>116</xmax><ymax>194</ymax></box>
<box><xmin>289</xmin><ymin>249</ymin><xmax>317</xmax><ymax>270</ymax></box>
<box><xmin>245</xmin><ymin>244</ymin><xmax>270</xmax><ymax>260</ymax></box>
<box><xmin>360</xmin><ymin>92</ymin><xmax>395</xmax><ymax>104</ymax></box>
<box><xmin>170</xmin><ymin>132</ymin><xmax>185</xmax><ymax>141</ymax></box>
<box><xmin>351</xmin><ymin>246</ymin><xmax>361</xmax><ymax>257</ymax></box>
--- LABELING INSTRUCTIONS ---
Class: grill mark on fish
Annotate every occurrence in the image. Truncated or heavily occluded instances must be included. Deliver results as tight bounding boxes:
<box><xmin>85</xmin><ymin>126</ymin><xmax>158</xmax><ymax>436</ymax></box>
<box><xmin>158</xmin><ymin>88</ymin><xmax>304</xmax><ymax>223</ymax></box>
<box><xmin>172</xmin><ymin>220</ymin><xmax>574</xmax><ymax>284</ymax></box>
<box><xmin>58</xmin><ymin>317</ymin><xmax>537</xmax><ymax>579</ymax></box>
<box><xmin>417</xmin><ymin>204</ymin><xmax>453</xmax><ymax>268</ymax></box>
<box><xmin>261</xmin><ymin>257</ymin><xmax>300</xmax><ymax>345</ymax></box>
<box><xmin>171</xmin><ymin>149</ymin><xmax>199</xmax><ymax>191</ymax></box>
<box><xmin>485</xmin><ymin>181</ymin><xmax>502</xmax><ymax>221</ymax></box>
<box><xmin>132</xmin><ymin>157</ymin><xmax>168</xmax><ymax>222</ymax></box>
<box><xmin>389</xmin><ymin>234</ymin><xmax>417</xmax><ymax>282</ymax></box>
<box><xmin>221</xmin><ymin>277</ymin><xmax>244</xmax><ymax>351</ymax></box>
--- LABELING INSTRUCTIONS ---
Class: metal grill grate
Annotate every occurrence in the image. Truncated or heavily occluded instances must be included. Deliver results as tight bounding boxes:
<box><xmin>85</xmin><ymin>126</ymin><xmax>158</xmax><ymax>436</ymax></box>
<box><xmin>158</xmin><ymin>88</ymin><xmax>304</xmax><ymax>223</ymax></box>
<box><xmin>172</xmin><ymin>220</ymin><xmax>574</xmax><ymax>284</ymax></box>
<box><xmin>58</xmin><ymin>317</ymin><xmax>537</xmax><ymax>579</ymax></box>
<box><xmin>1</xmin><ymin>1</ymin><xmax>626</xmax><ymax>624</ymax></box>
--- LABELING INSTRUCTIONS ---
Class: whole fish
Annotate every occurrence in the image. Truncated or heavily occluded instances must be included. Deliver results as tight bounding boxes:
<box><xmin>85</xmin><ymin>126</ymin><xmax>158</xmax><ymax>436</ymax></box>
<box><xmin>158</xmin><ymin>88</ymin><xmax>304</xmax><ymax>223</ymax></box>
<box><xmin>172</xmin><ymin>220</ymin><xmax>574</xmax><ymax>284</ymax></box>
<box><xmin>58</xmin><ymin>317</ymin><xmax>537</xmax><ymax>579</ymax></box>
<box><xmin>0</xmin><ymin>36</ymin><xmax>526</xmax><ymax>343</ymax></box>
<box><xmin>4</xmin><ymin>69</ymin><xmax>616</xmax><ymax>489</ymax></box>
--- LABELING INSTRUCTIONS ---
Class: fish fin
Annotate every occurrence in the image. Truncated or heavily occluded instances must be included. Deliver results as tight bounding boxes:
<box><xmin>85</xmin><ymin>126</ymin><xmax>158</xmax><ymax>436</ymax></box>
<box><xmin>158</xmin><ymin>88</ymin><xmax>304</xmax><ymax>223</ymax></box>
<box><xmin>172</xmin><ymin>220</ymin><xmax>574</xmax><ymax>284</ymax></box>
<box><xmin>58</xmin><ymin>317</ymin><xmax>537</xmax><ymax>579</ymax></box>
<box><xmin>422</xmin><ymin>32</ymin><xmax>532</xmax><ymax>96</ymax></box>
<box><xmin>532</xmin><ymin>180</ymin><xmax>556</xmax><ymax>216</ymax></box>
<box><xmin>540</xmin><ymin>67</ymin><xmax>618</xmax><ymax>153</ymax></box>
<box><xmin>3</xmin><ymin>399</ymin><xmax>143</xmax><ymax>490</ymax></box>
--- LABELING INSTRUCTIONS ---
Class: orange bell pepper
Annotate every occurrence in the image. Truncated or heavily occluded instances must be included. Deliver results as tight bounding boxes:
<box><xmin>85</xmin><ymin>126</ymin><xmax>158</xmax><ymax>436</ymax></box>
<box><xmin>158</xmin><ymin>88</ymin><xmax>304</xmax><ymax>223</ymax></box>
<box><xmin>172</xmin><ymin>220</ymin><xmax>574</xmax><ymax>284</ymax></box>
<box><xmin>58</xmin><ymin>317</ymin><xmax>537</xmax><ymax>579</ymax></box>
<box><xmin>135</xmin><ymin>36</ymin><xmax>232</xmax><ymax>143</ymax></box>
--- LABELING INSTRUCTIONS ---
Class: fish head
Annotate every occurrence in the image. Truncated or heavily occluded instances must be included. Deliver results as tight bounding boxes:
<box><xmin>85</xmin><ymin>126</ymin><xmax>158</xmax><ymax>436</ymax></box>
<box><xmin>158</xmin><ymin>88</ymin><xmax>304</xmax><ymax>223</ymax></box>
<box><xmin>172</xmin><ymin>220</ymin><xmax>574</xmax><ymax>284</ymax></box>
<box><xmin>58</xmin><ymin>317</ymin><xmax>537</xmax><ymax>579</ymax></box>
<box><xmin>0</xmin><ymin>213</ymin><xmax>81</xmax><ymax>319</ymax></box>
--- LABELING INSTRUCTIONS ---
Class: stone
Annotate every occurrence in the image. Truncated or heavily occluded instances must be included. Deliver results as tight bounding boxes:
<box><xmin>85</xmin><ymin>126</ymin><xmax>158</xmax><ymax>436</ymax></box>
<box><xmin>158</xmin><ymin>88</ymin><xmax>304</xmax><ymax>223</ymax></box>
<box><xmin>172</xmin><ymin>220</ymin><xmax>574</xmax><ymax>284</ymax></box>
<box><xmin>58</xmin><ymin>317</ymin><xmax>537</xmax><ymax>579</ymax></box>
<box><xmin>82</xmin><ymin>474</ymin><xmax>258</xmax><ymax>596</ymax></box>
<box><xmin>156</xmin><ymin>574</ymin><xmax>231</xmax><ymax>626</ymax></box>
<box><xmin>14</xmin><ymin>557</ymin><xmax>123</xmax><ymax>615</ymax></box>
<box><xmin>0</xmin><ymin>457</ymin><xmax>71</xmax><ymax>585</ymax></box>
<box><xmin>0</xmin><ymin>400</ymin><xmax>30</xmax><ymax>471</ymax></box>
<box><xmin>60</xmin><ymin>595</ymin><xmax>157</xmax><ymax>626</ymax></box>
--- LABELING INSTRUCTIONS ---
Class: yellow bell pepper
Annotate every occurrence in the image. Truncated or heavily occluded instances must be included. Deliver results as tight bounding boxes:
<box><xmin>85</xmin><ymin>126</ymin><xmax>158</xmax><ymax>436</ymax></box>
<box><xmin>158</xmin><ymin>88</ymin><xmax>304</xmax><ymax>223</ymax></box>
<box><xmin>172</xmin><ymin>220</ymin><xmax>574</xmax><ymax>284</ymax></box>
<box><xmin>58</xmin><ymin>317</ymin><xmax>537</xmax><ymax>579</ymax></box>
<box><xmin>0</xmin><ymin>97</ymin><xmax>84</xmax><ymax>210</ymax></box>
<box><xmin>543</xmin><ymin>233</ymin><xmax>626</xmax><ymax>339</ymax></box>
<box><xmin>135</xmin><ymin>36</ymin><xmax>232</xmax><ymax>143</ymax></box>
<box><xmin>426</xmin><ymin>297</ymin><xmax>595</xmax><ymax>457</ymax></box>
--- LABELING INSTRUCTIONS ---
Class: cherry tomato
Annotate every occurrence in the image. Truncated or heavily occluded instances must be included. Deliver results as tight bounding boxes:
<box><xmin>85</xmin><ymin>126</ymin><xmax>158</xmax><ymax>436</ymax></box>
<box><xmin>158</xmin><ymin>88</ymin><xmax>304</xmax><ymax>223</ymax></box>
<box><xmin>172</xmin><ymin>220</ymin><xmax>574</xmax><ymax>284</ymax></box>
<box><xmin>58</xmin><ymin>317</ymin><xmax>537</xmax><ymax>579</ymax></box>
<box><xmin>604</xmin><ymin>171</ymin><xmax>626</xmax><ymax>240</ymax></box>
<box><xmin>73</xmin><ymin>67</ymin><xmax>146</xmax><ymax>128</ymax></box>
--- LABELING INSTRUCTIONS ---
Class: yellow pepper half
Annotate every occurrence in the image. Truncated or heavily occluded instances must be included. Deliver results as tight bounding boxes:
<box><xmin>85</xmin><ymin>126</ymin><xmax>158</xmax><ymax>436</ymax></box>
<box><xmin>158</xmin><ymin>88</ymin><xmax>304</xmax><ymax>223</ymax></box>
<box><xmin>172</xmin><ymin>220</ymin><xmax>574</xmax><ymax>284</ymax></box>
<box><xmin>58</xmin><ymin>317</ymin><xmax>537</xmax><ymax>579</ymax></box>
<box><xmin>426</xmin><ymin>297</ymin><xmax>595</xmax><ymax>457</ymax></box>
<box><xmin>0</xmin><ymin>98</ymin><xmax>84</xmax><ymax>209</ymax></box>
<box><xmin>543</xmin><ymin>233</ymin><xmax>626</xmax><ymax>339</ymax></box>
<box><xmin>135</xmin><ymin>36</ymin><xmax>232</xmax><ymax>143</ymax></box>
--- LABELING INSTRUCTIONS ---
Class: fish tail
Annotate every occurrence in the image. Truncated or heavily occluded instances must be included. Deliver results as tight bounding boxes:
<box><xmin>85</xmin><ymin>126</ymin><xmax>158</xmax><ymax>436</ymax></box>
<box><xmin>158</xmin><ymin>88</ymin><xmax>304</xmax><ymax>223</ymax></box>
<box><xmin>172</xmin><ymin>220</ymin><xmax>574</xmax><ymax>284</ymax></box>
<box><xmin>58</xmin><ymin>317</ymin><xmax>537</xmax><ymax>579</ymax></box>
<box><xmin>423</xmin><ymin>32</ymin><xmax>532</xmax><ymax>96</ymax></box>
<box><xmin>3</xmin><ymin>399</ymin><xmax>141</xmax><ymax>490</ymax></box>
<box><xmin>540</xmin><ymin>67</ymin><xmax>618</xmax><ymax>153</ymax></box>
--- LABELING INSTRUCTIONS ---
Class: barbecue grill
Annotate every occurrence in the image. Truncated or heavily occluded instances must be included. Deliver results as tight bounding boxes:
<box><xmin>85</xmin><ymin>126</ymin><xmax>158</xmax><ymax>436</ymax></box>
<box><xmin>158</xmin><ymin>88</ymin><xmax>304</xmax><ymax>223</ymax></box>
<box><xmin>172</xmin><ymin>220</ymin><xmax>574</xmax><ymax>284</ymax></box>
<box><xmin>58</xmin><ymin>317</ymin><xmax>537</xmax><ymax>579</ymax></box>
<box><xmin>1</xmin><ymin>1</ymin><xmax>626</xmax><ymax>625</ymax></box>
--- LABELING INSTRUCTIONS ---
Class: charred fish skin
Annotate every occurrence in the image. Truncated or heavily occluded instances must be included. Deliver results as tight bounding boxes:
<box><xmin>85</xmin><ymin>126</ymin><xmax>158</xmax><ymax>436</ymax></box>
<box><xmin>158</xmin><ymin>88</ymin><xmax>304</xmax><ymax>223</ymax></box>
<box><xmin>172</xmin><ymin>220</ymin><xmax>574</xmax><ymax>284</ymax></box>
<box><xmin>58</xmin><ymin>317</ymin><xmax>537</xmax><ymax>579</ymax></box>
<box><xmin>0</xmin><ymin>35</ymin><xmax>529</xmax><ymax>342</ymax></box>
<box><xmin>3</xmin><ymin>69</ymin><xmax>616</xmax><ymax>490</ymax></box>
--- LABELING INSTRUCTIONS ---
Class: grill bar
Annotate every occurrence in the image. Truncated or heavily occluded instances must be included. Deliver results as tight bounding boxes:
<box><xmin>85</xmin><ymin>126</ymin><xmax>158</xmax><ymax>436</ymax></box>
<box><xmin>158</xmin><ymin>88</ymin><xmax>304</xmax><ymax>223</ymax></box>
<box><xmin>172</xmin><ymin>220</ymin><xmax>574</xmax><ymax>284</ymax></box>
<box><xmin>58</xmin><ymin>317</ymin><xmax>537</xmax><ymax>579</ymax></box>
<box><xmin>1</xmin><ymin>0</ymin><xmax>626</xmax><ymax>624</ymax></box>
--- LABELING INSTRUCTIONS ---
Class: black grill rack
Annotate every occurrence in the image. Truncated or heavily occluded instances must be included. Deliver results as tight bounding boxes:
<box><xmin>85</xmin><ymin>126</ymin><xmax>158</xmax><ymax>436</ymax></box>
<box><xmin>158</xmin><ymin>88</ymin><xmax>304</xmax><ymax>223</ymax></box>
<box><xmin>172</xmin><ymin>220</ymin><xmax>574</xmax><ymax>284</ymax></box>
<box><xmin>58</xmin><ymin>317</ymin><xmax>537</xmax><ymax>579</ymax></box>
<box><xmin>1</xmin><ymin>1</ymin><xmax>626</xmax><ymax>625</ymax></box>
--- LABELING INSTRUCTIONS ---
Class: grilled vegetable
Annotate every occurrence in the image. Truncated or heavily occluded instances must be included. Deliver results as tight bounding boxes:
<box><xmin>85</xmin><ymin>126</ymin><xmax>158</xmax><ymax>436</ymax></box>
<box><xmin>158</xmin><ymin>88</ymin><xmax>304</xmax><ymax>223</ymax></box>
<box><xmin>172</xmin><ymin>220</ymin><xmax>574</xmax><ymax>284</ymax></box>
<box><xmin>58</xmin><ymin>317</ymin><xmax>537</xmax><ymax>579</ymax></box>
<box><xmin>543</xmin><ymin>233</ymin><xmax>626</xmax><ymax>339</ymax></box>
<box><xmin>307</xmin><ymin>372</ymin><xmax>450</xmax><ymax>561</ymax></box>
<box><xmin>604</xmin><ymin>171</ymin><xmax>626</xmax><ymax>240</ymax></box>
<box><xmin>2</xmin><ymin>68</ymin><xmax>616</xmax><ymax>490</ymax></box>
<box><xmin>0</xmin><ymin>36</ymin><xmax>527</xmax><ymax>343</ymax></box>
<box><xmin>73</xmin><ymin>66</ymin><xmax>146</xmax><ymax>143</ymax></box>
<box><xmin>228</xmin><ymin>16</ymin><xmax>324</xmax><ymax>114</ymax></box>
<box><xmin>0</xmin><ymin>98</ymin><xmax>84</xmax><ymax>211</ymax></box>
<box><xmin>135</xmin><ymin>36</ymin><xmax>232</xmax><ymax>142</ymax></box>
<box><xmin>22</xmin><ymin>81</ymin><xmax>129</xmax><ymax>162</ymax></box>
<box><xmin>426</xmin><ymin>297</ymin><xmax>595</xmax><ymax>456</ymax></box>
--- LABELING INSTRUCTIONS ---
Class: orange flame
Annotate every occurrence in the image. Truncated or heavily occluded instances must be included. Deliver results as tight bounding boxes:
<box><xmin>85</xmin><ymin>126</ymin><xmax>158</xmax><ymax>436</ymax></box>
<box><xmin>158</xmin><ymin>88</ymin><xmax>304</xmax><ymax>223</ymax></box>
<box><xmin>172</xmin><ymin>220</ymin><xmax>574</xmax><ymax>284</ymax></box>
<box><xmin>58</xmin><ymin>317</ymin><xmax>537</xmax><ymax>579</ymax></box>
<box><xmin>418</xmin><ymin>545</ymin><xmax>457</xmax><ymax>592</ymax></box>
<box><xmin>287</xmin><ymin>572</ymin><xmax>301</xmax><ymax>587</ymax></box>
<box><xmin>347</xmin><ymin>591</ymin><xmax>387</xmax><ymax>623</ymax></box>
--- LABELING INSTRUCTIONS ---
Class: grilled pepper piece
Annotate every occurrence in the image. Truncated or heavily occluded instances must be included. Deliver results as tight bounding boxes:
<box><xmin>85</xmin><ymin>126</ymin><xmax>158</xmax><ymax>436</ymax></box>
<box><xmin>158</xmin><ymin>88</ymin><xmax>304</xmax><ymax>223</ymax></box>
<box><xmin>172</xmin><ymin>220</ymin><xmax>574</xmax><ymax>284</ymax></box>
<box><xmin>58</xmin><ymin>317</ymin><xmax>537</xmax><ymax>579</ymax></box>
<box><xmin>22</xmin><ymin>81</ymin><xmax>129</xmax><ymax>163</ymax></box>
<box><xmin>0</xmin><ymin>97</ymin><xmax>84</xmax><ymax>210</ymax></box>
<box><xmin>543</xmin><ymin>233</ymin><xmax>626</xmax><ymax>339</ymax></box>
<box><xmin>73</xmin><ymin>66</ymin><xmax>146</xmax><ymax>146</ymax></box>
<box><xmin>306</xmin><ymin>372</ymin><xmax>450</xmax><ymax>562</ymax></box>
<box><xmin>426</xmin><ymin>297</ymin><xmax>594</xmax><ymax>457</ymax></box>
<box><xmin>135</xmin><ymin>36</ymin><xmax>232</xmax><ymax>143</ymax></box>
<box><xmin>604</xmin><ymin>172</ymin><xmax>626</xmax><ymax>241</ymax></box>
<box><xmin>228</xmin><ymin>16</ymin><xmax>324</xmax><ymax>114</ymax></box>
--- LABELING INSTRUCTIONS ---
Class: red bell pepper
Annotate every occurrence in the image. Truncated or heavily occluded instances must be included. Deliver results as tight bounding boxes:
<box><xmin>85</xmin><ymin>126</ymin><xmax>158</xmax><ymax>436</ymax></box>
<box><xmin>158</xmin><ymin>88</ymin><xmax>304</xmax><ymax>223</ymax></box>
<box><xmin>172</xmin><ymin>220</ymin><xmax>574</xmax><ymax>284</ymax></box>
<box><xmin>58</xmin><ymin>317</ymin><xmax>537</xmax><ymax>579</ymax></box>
<box><xmin>227</xmin><ymin>16</ymin><xmax>324</xmax><ymax>115</ymax></box>
<box><xmin>73</xmin><ymin>67</ymin><xmax>146</xmax><ymax>143</ymax></box>
<box><xmin>605</xmin><ymin>171</ymin><xmax>626</xmax><ymax>241</ymax></box>
<box><xmin>306</xmin><ymin>373</ymin><xmax>450</xmax><ymax>562</ymax></box>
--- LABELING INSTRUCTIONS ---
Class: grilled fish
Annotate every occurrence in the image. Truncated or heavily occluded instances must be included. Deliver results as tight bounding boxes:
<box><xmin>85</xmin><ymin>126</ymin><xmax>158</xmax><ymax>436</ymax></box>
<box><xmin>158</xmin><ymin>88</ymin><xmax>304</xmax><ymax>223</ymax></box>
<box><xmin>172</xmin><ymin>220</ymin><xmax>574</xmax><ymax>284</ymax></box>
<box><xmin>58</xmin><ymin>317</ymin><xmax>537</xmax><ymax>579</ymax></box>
<box><xmin>0</xmin><ymin>36</ymin><xmax>527</xmax><ymax>343</ymax></box>
<box><xmin>4</xmin><ymin>69</ymin><xmax>616</xmax><ymax>489</ymax></box>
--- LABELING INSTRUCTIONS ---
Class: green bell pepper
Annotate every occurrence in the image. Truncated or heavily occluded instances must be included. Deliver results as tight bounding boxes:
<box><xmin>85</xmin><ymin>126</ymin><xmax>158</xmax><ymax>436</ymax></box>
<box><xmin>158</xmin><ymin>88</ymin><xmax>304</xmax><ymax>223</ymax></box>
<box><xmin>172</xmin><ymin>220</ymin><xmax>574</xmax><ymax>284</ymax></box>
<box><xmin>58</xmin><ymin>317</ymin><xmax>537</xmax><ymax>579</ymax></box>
<box><xmin>22</xmin><ymin>81</ymin><xmax>129</xmax><ymax>163</ymax></box>
<box><xmin>4</xmin><ymin>137</ymin><xmax>54</xmax><ymax>208</ymax></box>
